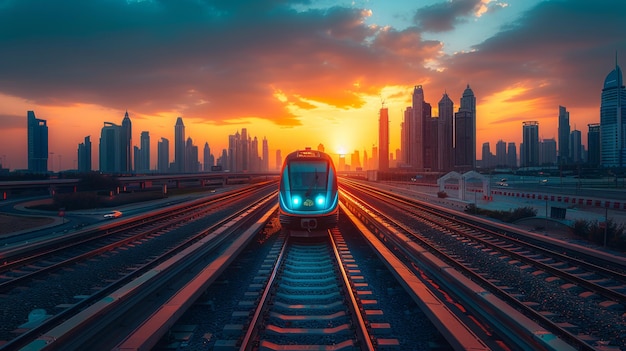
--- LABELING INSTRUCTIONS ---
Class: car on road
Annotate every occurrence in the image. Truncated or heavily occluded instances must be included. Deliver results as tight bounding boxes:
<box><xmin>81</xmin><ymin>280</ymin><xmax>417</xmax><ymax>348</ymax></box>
<box><xmin>103</xmin><ymin>210</ymin><xmax>122</xmax><ymax>219</ymax></box>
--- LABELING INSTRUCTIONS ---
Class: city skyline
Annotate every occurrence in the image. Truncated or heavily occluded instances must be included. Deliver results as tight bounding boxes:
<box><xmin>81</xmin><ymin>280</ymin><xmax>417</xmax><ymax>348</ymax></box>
<box><xmin>1</xmin><ymin>0</ymin><xmax>625</xmax><ymax>170</ymax></box>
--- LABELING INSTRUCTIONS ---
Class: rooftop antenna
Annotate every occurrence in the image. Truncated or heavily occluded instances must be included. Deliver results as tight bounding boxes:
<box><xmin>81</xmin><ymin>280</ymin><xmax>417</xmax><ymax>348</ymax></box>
<box><xmin>380</xmin><ymin>94</ymin><xmax>386</xmax><ymax>109</ymax></box>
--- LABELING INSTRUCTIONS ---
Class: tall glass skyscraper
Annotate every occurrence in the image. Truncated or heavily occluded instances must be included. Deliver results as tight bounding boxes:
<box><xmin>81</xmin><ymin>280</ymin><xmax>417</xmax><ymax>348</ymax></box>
<box><xmin>558</xmin><ymin>105</ymin><xmax>570</xmax><ymax>165</ymax></box>
<box><xmin>174</xmin><ymin>117</ymin><xmax>185</xmax><ymax>173</ymax></box>
<box><xmin>454</xmin><ymin>85</ymin><xmax>476</xmax><ymax>170</ymax></box>
<box><xmin>600</xmin><ymin>58</ymin><xmax>626</xmax><ymax>167</ymax></box>
<box><xmin>521</xmin><ymin>121</ymin><xmax>539</xmax><ymax>167</ymax></box>
<box><xmin>27</xmin><ymin>111</ymin><xmax>48</xmax><ymax>173</ymax></box>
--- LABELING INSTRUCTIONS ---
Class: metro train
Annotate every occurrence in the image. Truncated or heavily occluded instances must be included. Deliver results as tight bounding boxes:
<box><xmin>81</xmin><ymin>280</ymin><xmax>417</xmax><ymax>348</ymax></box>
<box><xmin>278</xmin><ymin>148</ymin><xmax>339</xmax><ymax>235</ymax></box>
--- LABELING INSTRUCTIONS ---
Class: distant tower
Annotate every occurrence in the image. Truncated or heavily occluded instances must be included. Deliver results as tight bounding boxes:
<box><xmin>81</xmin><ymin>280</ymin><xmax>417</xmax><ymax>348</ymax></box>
<box><xmin>241</xmin><ymin>128</ymin><xmax>249</xmax><ymax>172</ymax></box>
<box><xmin>203</xmin><ymin>142</ymin><xmax>213</xmax><ymax>171</ymax></box>
<box><xmin>438</xmin><ymin>92</ymin><xmax>454</xmax><ymax>171</ymax></box>
<box><xmin>262</xmin><ymin>137</ymin><xmax>269</xmax><ymax>172</ymax></box>
<box><xmin>185</xmin><ymin>137</ymin><xmax>198</xmax><ymax>173</ymax></box>
<box><xmin>495</xmin><ymin>140</ymin><xmax>506</xmax><ymax>167</ymax></box>
<box><xmin>507</xmin><ymin>142</ymin><xmax>517</xmax><ymax>168</ymax></box>
<box><xmin>587</xmin><ymin>123</ymin><xmax>601</xmax><ymax>167</ymax></box>
<box><xmin>600</xmin><ymin>56</ymin><xmax>626</xmax><ymax>167</ymax></box>
<box><xmin>409</xmin><ymin>85</ymin><xmax>425</xmax><ymax>169</ymax></box>
<box><xmin>317</xmin><ymin>144</ymin><xmax>325</xmax><ymax>152</ymax></box>
<box><xmin>120</xmin><ymin>111</ymin><xmax>132</xmax><ymax>173</ymax></box>
<box><xmin>521</xmin><ymin>121</ymin><xmax>539</xmax><ymax>167</ymax></box>
<box><xmin>99</xmin><ymin>122</ymin><xmax>121</xmax><ymax>173</ymax></box>
<box><xmin>174</xmin><ymin>117</ymin><xmax>185</xmax><ymax>173</ymax></box>
<box><xmin>558</xmin><ymin>106</ymin><xmax>570</xmax><ymax>165</ymax></box>
<box><xmin>27</xmin><ymin>111</ymin><xmax>48</xmax><ymax>173</ymax></box>
<box><xmin>378</xmin><ymin>105</ymin><xmax>389</xmax><ymax>171</ymax></box>
<box><xmin>77</xmin><ymin>136</ymin><xmax>92</xmax><ymax>172</ymax></box>
<box><xmin>454</xmin><ymin>85</ymin><xmax>476</xmax><ymax>171</ymax></box>
<box><xmin>135</xmin><ymin>131</ymin><xmax>150</xmax><ymax>173</ymax></box>
<box><xmin>157</xmin><ymin>137</ymin><xmax>169</xmax><ymax>173</ymax></box>
<box><xmin>570</xmin><ymin>129</ymin><xmax>582</xmax><ymax>164</ymax></box>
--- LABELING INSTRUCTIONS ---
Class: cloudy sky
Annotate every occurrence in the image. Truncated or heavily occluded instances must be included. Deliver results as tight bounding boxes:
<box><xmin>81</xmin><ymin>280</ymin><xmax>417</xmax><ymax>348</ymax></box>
<box><xmin>0</xmin><ymin>0</ymin><xmax>624</xmax><ymax>171</ymax></box>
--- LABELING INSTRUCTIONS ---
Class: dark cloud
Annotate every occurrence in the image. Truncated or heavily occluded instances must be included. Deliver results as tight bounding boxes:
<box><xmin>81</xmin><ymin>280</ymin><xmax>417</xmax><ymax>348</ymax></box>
<box><xmin>413</xmin><ymin>0</ymin><xmax>483</xmax><ymax>33</ymax></box>
<box><xmin>0</xmin><ymin>0</ymin><xmax>440</xmax><ymax>126</ymax></box>
<box><xmin>436</xmin><ymin>0</ymin><xmax>626</xmax><ymax>115</ymax></box>
<box><xmin>0</xmin><ymin>0</ymin><xmax>624</xmax><ymax>131</ymax></box>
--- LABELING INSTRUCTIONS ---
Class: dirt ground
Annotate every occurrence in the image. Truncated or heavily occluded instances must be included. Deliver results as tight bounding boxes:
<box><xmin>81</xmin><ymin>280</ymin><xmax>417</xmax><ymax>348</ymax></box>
<box><xmin>0</xmin><ymin>214</ymin><xmax>54</xmax><ymax>235</ymax></box>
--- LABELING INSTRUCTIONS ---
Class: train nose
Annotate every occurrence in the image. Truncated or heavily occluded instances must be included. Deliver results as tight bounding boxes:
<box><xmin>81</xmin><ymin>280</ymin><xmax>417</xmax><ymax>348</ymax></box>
<box><xmin>300</xmin><ymin>218</ymin><xmax>318</xmax><ymax>230</ymax></box>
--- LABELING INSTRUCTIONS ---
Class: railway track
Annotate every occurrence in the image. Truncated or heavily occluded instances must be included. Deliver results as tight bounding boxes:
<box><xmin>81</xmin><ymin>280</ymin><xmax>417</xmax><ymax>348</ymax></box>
<box><xmin>341</xmin><ymin>179</ymin><xmax>626</xmax><ymax>350</ymax></box>
<box><xmin>0</xmin><ymin>183</ymin><xmax>276</xmax><ymax>349</ymax></box>
<box><xmin>240</xmin><ymin>230</ymin><xmax>375</xmax><ymax>350</ymax></box>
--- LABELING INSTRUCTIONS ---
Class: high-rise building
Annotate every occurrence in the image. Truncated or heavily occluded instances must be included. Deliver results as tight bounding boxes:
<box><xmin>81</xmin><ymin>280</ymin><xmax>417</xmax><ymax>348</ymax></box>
<box><xmin>587</xmin><ymin>123</ymin><xmax>601</xmax><ymax>166</ymax></box>
<box><xmin>481</xmin><ymin>142</ymin><xmax>493</xmax><ymax>168</ymax></box>
<box><xmin>77</xmin><ymin>136</ymin><xmax>91</xmax><ymax>172</ymax></box>
<box><xmin>521</xmin><ymin>121</ymin><xmax>539</xmax><ymax>167</ymax></box>
<box><xmin>174</xmin><ymin>117</ymin><xmax>186</xmax><ymax>173</ymax></box>
<box><xmin>251</xmin><ymin>136</ymin><xmax>260</xmax><ymax>172</ymax></box>
<box><xmin>495</xmin><ymin>140</ymin><xmax>507</xmax><ymax>167</ymax></box>
<box><xmin>185</xmin><ymin>137</ymin><xmax>199</xmax><ymax>173</ymax></box>
<box><xmin>540</xmin><ymin>138</ymin><xmax>557</xmax><ymax>166</ymax></box>
<box><xmin>120</xmin><ymin>111</ymin><xmax>132</xmax><ymax>173</ymax></box>
<box><xmin>570</xmin><ymin>129</ymin><xmax>582</xmax><ymax>164</ymax></box>
<box><xmin>600</xmin><ymin>58</ymin><xmax>626</xmax><ymax>167</ymax></box>
<box><xmin>401</xmin><ymin>107</ymin><xmax>411</xmax><ymax>166</ymax></box>
<box><xmin>378</xmin><ymin>106</ymin><xmax>389</xmax><ymax>171</ymax></box>
<box><xmin>507</xmin><ymin>142</ymin><xmax>517</xmax><ymax>168</ymax></box>
<box><xmin>241</xmin><ymin>128</ymin><xmax>249</xmax><ymax>172</ymax></box>
<box><xmin>157</xmin><ymin>137</ymin><xmax>169</xmax><ymax>173</ymax></box>
<box><xmin>454</xmin><ymin>85</ymin><xmax>476</xmax><ymax>171</ymax></box>
<box><xmin>438</xmin><ymin>92</ymin><xmax>454</xmax><ymax>171</ymax></box>
<box><xmin>27</xmin><ymin>111</ymin><xmax>48</xmax><ymax>173</ymax></box>
<box><xmin>558</xmin><ymin>106</ymin><xmax>570</xmax><ymax>165</ymax></box>
<box><xmin>408</xmin><ymin>85</ymin><xmax>425</xmax><ymax>169</ymax></box>
<box><xmin>99</xmin><ymin>122</ymin><xmax>121</xmax><ymax>173</ymax></box>
<box><xmin>203</xmin><ymin>142</ymin><xmax>214</xmax><ymax>171</ymax></box>
<box><xmin>133</xmin><ymin>131</ymin><xmax>150</xmax><ymax>173</ymax></box>
<box><xmin>262</xmin><ymin>137</ymin><xmax>269</xmax><ymax>172</ymax></box>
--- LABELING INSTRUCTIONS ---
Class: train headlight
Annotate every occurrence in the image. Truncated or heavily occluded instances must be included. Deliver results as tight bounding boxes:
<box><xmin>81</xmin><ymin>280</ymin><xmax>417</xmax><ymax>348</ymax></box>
<box><xmin>292</xmin><ymin>196</ymin><xmax>302</xmax><ymax>207</ymax></box>
<box><xmin>315</xmin><ymin>195</ymin><xmax>325</xmax><ymax>207</ymax></box>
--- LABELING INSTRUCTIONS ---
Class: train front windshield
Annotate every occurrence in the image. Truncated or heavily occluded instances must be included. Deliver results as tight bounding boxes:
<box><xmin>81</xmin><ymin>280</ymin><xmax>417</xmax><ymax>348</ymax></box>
<box><xmin>288</xmin><ymin>161</ymin><xmax>328</xmax><ymax>192</ymax></box>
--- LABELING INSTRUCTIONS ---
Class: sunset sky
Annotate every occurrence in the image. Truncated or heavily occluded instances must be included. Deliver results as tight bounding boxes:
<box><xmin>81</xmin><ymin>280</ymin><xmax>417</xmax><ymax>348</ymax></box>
<box><xmin>0</xmin><ymin>0</ymin><xmax>625</xmax><ymax>171</ymax></box>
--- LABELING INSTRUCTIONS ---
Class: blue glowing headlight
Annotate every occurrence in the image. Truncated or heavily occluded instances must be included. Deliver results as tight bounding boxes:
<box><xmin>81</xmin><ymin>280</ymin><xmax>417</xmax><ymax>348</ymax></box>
<box><xmin>292</xmin><ymin>196</ymin><xmax>302</xmax><ymax>207</ymax></box>
<box><xmin>315</xmin><ymin>195</ymin><xmax>325</xmax><ymax>207</ymax></box>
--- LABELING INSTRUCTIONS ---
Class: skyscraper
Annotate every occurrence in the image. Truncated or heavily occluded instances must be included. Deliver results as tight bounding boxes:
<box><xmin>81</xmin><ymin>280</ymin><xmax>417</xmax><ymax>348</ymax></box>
<box><xmin>121</xmin><ymin>111</ymin><xmax>132</xmax><ymax>173</ymax></box>
<box><xmin>570</xmin><ymin>129</ymin><xmax>582</xmax><ymax>164</ymax></box>
<box><xmin>157</xmin><ymin>137</ymin><xmax>169</xmax><ymax>173</ymax></box>
<box><xmin>203</xmin><ymin>142</ymin><xmax>214</xmax><ymax>171</ymax></box>
<box><xmin>495</xmin><ymin>140</ymin><xmax>507</xmax><ymax>167</ymax></box>
<box><xmin>558</xmin><ymin>106</ymin><xmax>570</xmax><ymax>165</ymax></box>
<box><xmin>262</xmin><ymin>137</ymin><xmax>269</xmax><ymax>172</ymax></box>
<box><xmin>27</xmin><ymin>111</ymin><xmax>48</xmax><ymax>173</ymax></box>
<box><xmin>454</xmin><ymin>85</ymin><xmax>476</xmax><ymax>171</ymax></box>
<box><xmin>408</xmin><ymin>85</ymin><xmax>426</xmax><ymax>169</ymax></box>
<box><xmin>99</xmin><ymin>122</ymin><xmax>121</xmax><ymax>173</ymax></box>
<box><xmin>378</xmin><ymin>106</ymin><xmax>389</xmax><ymax>171</ymax></box>
<box><xmin>600</xmin><ymin>57</ymin><xmax>626</xmax><ymax>167</ymax></box>
<box><xmin>185</xmin><ymin>137</ymin><xmax>199</xmax><ymax>173</ymax></box>
<box><xmin>438</xmin><ymin>92</ymin><xmax>454</xmax><ymax>171</ymax></box>
<box><xmin>507</xmin><ymin>142</ymin><xmax>517</xmax><ymax>168</ymax></box>
<box><xmin>174</xmin><ymin>117</ymin><xmax>185</xmax><ymax>173</ymax></box>
<box><xmin>540</xmin><ymin>138</ymin><xmax>557</xmax><ymax>166</ymax></box>
<box><xmin>521</xmin><ymin>121</ymin><xmax>539</xmax><ymax>167</ymax></box>
<box><xmin>134</xmin><ymin>131</ymin><xmax>150</xmax><ymax>173</ymax></box>
<box><xmin>587</xmin><ymin>123</ymin><xmax>601</xmax><ymax>167</ymax></box>
<box><xmin>77</xmin><ymin>136</ymin><xmax>91</xmax><ymax>172</ymax></box>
